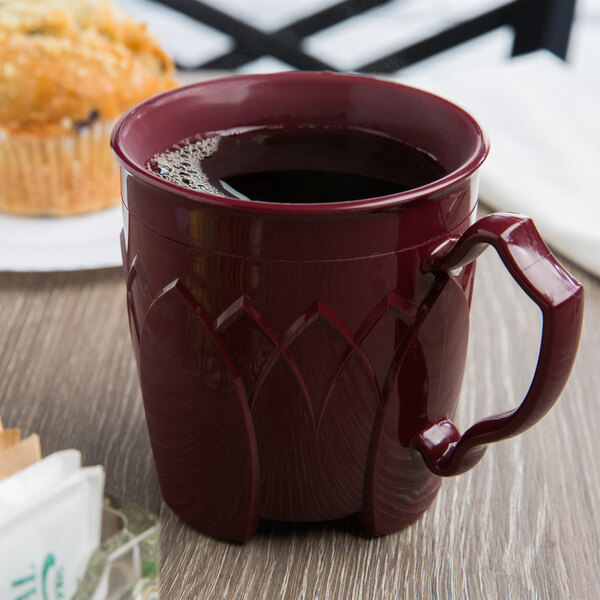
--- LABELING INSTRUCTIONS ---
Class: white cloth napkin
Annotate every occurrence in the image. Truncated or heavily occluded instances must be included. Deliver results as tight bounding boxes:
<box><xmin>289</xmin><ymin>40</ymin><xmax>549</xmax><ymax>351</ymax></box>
<box><xmin>397</xmin><ymin>50</ymin><xmax>600</xmax><ymax>278</ymax></box>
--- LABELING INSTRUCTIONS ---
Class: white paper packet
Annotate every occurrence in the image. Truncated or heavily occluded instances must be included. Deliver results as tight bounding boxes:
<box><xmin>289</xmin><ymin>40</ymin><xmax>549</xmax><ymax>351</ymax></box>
<box><xmin>0</xmin><ymin>450</ymin><xmax>105</xmax><ymax>600</ymax></box>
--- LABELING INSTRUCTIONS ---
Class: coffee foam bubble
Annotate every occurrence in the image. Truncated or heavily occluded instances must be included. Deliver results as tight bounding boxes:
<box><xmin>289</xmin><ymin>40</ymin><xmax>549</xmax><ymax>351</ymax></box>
<box><xmin>148</xmin><ymin>135</ymin><xmax>225</xmax><ymax>196</ymax></box>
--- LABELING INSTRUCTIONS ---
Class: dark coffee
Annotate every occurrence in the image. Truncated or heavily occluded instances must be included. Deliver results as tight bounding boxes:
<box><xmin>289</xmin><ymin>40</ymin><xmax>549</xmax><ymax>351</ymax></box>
<box><xmin>148</xmin><ymin>126</ymin><xmax>446</xmax><ymax>203</ymax></box>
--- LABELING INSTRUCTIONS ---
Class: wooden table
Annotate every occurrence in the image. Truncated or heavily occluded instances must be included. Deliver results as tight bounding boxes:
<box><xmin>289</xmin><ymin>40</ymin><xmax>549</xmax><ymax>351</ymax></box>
<box><xmin>0</xmin><ymin>208</ymin><xmax>598</xmax><ymax>598</ymax></box>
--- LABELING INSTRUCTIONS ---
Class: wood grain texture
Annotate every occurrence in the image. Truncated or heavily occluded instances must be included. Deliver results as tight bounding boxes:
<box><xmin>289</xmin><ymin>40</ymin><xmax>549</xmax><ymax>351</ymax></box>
<box><xmin>0</xmin><ymin>215</ymin><xmax>598</xmax><ymax>599</ymax></box>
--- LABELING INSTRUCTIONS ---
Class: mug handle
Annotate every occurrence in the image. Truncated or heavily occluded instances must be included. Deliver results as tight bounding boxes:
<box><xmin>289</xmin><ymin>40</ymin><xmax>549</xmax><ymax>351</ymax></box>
<box><xmin>413</xmin><ymin>212</ymin><xmax>584</xmax><ymax>476</ymax></box>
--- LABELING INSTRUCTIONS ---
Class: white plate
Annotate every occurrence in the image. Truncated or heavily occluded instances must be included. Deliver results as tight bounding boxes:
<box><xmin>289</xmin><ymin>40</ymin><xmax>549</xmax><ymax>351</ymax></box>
<box><xmin>0</xmin><ymin>206</ymin><xmax>123</xmax><ymax>272</ymax></box>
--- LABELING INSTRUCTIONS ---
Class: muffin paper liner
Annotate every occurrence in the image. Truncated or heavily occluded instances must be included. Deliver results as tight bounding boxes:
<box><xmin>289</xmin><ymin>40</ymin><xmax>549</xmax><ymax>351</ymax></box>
<box><xmin>0</xmin><ymin>121</ymin><xmax>120</xmax><ymax>216</ymax></box>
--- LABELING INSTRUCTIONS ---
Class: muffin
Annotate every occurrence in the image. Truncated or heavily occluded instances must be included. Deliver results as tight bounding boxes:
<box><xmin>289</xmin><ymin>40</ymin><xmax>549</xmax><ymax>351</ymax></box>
<box><xmin>0</xmin><ymin>0</ymin><xmax>177</xmax><ymax>216</ymax></box>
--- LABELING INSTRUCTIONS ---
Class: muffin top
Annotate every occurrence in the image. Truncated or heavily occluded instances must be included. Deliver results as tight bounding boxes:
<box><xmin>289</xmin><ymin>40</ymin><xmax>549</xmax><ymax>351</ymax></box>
<box><xmin>0</xmin><ymin>0</ymin><xmax>177</xmax><ymax>135</ymax></box>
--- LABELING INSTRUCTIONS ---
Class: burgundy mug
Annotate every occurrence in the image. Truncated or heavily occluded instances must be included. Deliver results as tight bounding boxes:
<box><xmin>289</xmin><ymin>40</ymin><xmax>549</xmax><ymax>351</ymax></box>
<box><xmin>111</xmin><ymin>72</ymin><xmax>583</xmax><ymax>542</ymax></box>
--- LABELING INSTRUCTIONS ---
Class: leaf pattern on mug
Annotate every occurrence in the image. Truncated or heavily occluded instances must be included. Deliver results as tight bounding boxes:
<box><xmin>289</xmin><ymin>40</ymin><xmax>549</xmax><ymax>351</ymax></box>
<box><xmin>246</xmin><ymin>299</ymin><xmax>373</xmax><ymax>519</ymax></box>
<box><xmin>139</xmin><ymin>279</ymin><xmax>260</xmax><ymax>542</ymax></box>
<box><xmin>359</xmin><ymin>275</ymin><xmax>471</xmax><ymax>535</ymax></box>
<box><xmin>213</xmin><ymin>295</ymin><xmax>308</xmax><ymax>416</ymax></box>
<box><xmin>124</xmin><ymin>254</ymin><xmax>156</xmax><ymax>372</ymax></box>
<box><xmin>128</xmin><ymin>248</ymin><xmax>471</xmax><ymax>531</ymax></box>
<box><xmin>278</xmin><ymin>300</ymin><xmax>379</xmax><ymax>429</ymax></box>
<box><xmin>222</xmin><ymin>298</ymin><xmax>382</xmax><ymax>432</ymax></box>
<box><xmin>237</xmin><ymin>294</ymin><xmax>419</xmax><ymax>520</ymax></box>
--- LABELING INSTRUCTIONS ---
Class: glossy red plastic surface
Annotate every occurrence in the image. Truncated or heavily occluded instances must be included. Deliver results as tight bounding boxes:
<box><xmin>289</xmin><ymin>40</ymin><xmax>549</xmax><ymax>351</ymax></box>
<box><xmin>417</xmin><ymin>213</ymin><xmax>584</xmax><ymax>475</ymax></box>
<box><xmin>111</xmin><ymin>72</ymin><xmax>583</xmax><ymax>541</ymax></box>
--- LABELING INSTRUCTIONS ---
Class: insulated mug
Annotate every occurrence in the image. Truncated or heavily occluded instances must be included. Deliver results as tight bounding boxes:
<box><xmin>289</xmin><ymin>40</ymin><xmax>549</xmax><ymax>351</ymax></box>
<box><xmin>111</xmin><ymin>72</ymin><xmax>584</xmax><ymax>542</ymax></box>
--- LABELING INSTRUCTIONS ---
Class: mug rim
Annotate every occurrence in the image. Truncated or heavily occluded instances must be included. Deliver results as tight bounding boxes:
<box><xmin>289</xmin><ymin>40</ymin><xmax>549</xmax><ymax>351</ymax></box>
<box><xmin>111</xmin><ymin>71</ymin><xmax>490</xmax><ymax>215</ymax></box>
